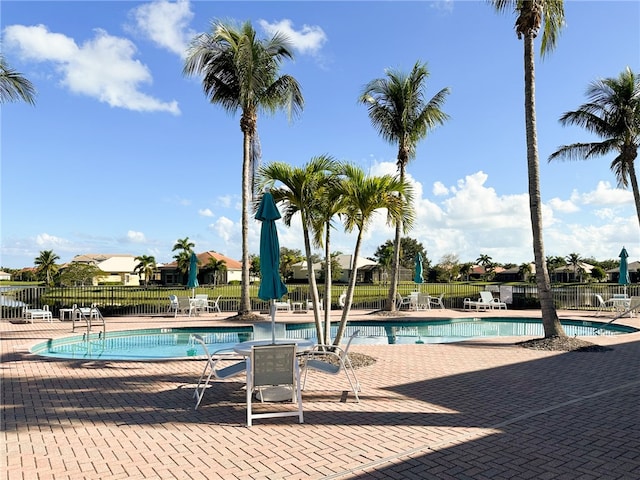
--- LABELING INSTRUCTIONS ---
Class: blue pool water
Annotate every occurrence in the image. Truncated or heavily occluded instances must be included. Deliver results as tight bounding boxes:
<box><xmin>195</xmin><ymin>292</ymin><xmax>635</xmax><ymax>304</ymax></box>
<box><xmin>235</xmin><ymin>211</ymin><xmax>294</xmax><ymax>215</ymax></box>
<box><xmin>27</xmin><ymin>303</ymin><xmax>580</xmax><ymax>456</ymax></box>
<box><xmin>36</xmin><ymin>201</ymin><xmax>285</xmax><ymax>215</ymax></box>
<box><xmin>30</xmin><ymin>318</ymin><xmax>637</xmax><ymax>361</ymax></box>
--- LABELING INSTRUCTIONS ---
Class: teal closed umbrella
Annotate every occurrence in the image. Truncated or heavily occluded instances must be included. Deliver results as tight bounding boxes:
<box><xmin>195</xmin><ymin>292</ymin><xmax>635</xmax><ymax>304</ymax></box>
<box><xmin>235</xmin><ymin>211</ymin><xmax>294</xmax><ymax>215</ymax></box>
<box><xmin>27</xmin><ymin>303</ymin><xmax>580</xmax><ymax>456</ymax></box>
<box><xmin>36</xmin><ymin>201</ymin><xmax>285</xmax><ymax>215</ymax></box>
<box><xmin>256</xmin><ymin>192</ymin><xmax>288</xmax><ymax>343</ymax></box>
<box><xmin>414</xmin><ymin>253</ymin><xmax>424</xmax><ymax>285</ymax></box>
<box><xmin>619</xmin><ymin>247</ymin><xmax>630</xmax><ymax>294</ymax></box>
<box><xmin>187</xmin><ymin>252</ymin><xmax>199</xmax><ymax>296</ymax></box>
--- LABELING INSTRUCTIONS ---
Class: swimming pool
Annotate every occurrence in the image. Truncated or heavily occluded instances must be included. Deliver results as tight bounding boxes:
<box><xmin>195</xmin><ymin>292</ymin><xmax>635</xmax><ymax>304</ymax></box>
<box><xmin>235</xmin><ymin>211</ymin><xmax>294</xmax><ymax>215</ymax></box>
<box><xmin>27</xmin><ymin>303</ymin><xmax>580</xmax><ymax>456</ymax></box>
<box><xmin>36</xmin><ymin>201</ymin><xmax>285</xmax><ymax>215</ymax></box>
<box><xmin>30</xmin><ymin>318</ymin><xmax>637</xmax><ymax>361</ymax></box>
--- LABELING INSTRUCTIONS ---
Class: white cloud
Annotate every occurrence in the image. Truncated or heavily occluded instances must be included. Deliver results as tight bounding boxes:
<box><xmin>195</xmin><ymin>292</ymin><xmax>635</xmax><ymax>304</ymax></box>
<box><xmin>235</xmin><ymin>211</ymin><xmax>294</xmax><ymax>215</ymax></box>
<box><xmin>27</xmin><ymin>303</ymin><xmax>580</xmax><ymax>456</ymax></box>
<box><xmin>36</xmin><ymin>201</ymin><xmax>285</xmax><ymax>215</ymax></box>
<box><xmin>433</xmin><ymin>181</ymin><xmax>449</xmax><ymax>196</ymax></box>
<box><xmin>128</xmin><ymin>0</ymin><xmax>195</xmax><ymax>57</ymax></box>
<box><xmin>198</xmin><ymin>208</ymin><xmax>214</xmax><ymax>217</ymax></box>
<box><xmin>126</xmin><ymin>231</ymin><xmax>146</xmax><ymax>243</ymax></box>
<box><xmin>210</xmin><ymin>217</ymin><xmax>236</xmax><ymax>244</ymax></box>
<box><xmin>593</xmin><ymin>208</ymin><xmax>617</xmax><ymax>220</ymax></box>
<box><xmin>258</xmin><ymin>19</ymin><xmax>327</xmax><ymax>55</ymax></box>
<box><xmin>4</xmin><ymin>24</ymin><xmax>180</xmax><ymax>114</ymax></box>
<box><xmin>549</xmin><ymin>197</ymin><xmax>579</xmax><ymax>213</ymax></box>
<box><xmin>578</xmin><ymin>181</ymin><xmax>633</xmax><ymax>206</ymax></box>
<box><xmin>217</xmin><ymin>195</ymin><xmax>233</xmax><ymax>208</ymax></box>
<box><xmin>35</xmin><ymin>233</ymin><xmax>72</xmax><ymax>249</ymax></box>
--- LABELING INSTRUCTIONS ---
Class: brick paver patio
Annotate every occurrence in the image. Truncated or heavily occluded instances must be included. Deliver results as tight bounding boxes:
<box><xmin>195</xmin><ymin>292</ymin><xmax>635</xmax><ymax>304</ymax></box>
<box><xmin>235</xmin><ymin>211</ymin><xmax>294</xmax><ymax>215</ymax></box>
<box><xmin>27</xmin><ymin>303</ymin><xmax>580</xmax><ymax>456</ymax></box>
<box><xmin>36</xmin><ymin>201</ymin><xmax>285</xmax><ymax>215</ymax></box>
<box><xmin>2</xmin><ymin>309</ymin><xmax>639</xmax><ymax>479</ymax></box>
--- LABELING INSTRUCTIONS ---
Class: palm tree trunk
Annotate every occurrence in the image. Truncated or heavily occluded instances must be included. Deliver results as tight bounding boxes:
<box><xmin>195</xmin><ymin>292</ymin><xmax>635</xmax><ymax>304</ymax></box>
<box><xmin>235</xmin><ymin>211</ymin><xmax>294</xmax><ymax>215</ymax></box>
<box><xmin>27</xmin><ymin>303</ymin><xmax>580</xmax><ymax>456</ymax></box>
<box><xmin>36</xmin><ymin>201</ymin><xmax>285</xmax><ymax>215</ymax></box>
<box><xmin>627</xmin><ymin>160</ymin><xmax>640</xmax><ymax>231</ymax></box>
<box><xmin>386</xmin><ymin>222</ymin><xmax>402</xmax><ymax>311</ymax></box>
<box><xmin>334</xmin><ymin>230</ymin><xmax>364</xmax><ymax>345</ymax></box>
<box><xmin>323</xmin><ymin>223</ymin><xmax>333</xmax><ymax>346</ymax></box>
<box><xmin>386</xmin><ymin>166</ymin><xmax>405</xmax><ymax>312</ymax></box>
<box><xmin>301</xmin><ymin>217</ymin><xmax>323</xmax><ymax>344</ymax></box>
<box><xmin>239</xmin><ymin>130</ymin><xmax>252</xmax><ymax>315</ymax></box>
<box><xmin>524</xmin><ymin>33</ymin><xmax>565</xmax><ymax>338</ymax></box>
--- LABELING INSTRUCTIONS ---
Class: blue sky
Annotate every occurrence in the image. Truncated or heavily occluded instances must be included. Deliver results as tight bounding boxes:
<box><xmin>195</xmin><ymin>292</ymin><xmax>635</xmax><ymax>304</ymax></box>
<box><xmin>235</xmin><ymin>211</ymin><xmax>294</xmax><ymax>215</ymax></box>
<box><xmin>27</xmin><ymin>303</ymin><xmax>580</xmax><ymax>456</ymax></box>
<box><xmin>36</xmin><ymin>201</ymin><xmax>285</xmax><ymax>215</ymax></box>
<box><xmin>2</xmin><ymin>0</ymin><xmax>639</xmax><ymax>270</ymax></box>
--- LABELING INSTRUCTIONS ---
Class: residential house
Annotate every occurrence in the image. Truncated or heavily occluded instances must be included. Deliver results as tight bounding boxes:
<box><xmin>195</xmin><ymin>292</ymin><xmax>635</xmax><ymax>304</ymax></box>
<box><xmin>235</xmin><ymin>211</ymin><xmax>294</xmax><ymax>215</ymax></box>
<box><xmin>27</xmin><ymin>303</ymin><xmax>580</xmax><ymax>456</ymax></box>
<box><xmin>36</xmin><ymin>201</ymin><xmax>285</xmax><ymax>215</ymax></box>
<box><xmin>550</xmin><ymin>261</ymin><xmax>594</xmax><ymax>283</ymax></box>
<box><xmin>467</xmin><ymin>265</ymin><xmax>506</xmax><ymax>281</ymax></box>
<box><xmin>606</xmin><ymin>261</ymin><xmax>639</xmax><ymax>284</ymax></box>
<box><xmin>70</xmin><ymin>254</ymin><xmax>141</xmax><ymax>286</ymax></box>
<box><xmin>494</xmin><ymin>263</ymin><xmax>535</xmax><ymax>282</ymax></box>
<box><xmin>159</xmin><ymin>251</ymin><xmax>242</xmax><ymax>286</ymax></box>
<box><xmin>291</xmin><ymin>254</ymin><xmax>380</xmax><ymax>284</ymax></box>
<box><xmin>0</xmin><ymin>271</ymin><xmax>11</xmax><ymax>281</ymax></box>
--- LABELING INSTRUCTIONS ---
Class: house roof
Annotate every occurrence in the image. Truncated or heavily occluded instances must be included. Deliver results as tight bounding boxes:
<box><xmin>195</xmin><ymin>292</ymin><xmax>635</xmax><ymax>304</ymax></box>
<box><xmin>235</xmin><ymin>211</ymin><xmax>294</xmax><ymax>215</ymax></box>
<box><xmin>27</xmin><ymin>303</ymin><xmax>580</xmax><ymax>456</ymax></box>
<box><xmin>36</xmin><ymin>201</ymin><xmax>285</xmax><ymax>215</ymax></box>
<box><xmin>553</xmin><ymin>262</ymin><xmax>595</xmax><ymax>274</ymax></box>
<box><xmin>294</xmin><ymin>254</ymin><xmax>378</xmax><ymax>271</ymax></box>
<box><xmin>160</xmin><ymin>251</ymin><xmax>242</xmax><ymax>271</ymax></box>
<box><xmin>72</xmin><ymin>253</ymin><xmax>133</xmax><ymax>264</ymax></box>
<box><xmin>606</xmin><ymin>261</ymin><xmax>640</xmax><ymax>273</ymax></box>
<box><xmin>70</xmin><ymin>254</ymin><xmax>138</xmax><ymax>273</ymax></box>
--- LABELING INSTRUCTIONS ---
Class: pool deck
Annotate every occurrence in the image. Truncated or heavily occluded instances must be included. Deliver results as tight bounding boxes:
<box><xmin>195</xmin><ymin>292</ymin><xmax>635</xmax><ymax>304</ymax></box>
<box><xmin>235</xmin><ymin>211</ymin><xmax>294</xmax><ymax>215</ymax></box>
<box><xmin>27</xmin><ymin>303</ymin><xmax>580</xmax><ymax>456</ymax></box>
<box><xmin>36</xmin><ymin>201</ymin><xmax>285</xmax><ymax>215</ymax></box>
<box><xmin>2</xmin><ymin>308</ymin><xmax>639</xmax><ymax>479</ymax></box>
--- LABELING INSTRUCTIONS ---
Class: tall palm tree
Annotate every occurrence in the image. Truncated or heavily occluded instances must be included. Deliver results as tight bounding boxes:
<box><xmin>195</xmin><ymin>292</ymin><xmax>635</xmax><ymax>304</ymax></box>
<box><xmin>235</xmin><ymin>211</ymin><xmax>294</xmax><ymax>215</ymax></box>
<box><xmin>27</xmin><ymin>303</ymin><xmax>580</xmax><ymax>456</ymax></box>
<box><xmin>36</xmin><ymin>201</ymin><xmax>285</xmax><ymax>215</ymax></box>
<box><xmin>134</xmin><ymin>255</ymin><xmax>157</xmax><ymax>287</ymax></box>
<box><xmin>566</xmin><ymin>252</ymin><xmax>583</xmax><ymax>282</ymax></box>
<box><xmin>549</xmin><ymin>67</ymin><xmax>640</xmax><ymax>227</ymax></box>
<box><xmin>359</xmin><ymin>61</ymin><xmax>449</xmax><ymax>312</ymax></box>
<box><xmin>205</xmin><ymin>257</ymin><xmax>227</xmax><ymax>285</ymax></box>
<box><xmin>184</xmin><ymin>20</ymin><xmax>304</xmax><ymax>316</ymax></box>
<box><xmin>0</xmin><ymin>55</ymin><xmax>36</xmax><ymax>105</ymax></box>
<box><xmin>172</xmin><ymin>237</ymin><xmax>195</xmax><ymax>279</ymax></box>
<box><xmin>333</xmin><ymin>164</ymin><xmax>414</xmax><ymax>345</ymax></box>
<box><xmin>491</xmin><ymin>0</ymin><xmax>566</xmax><ymax>338</ymax></box>
<box><xmin>518</xmin><ymin>262</ymin><xmax>532</xmax><ymax>282</ymax></box>
<box><xmin>476</xmin><ymin>253</ymin><xmax>494</xmax><ymax>281</ymax></box>
<box><xmin>34</xmin><ymin>250</ymin><xmax>59</xmax><ymax>286</ymax></box>
<box><xmin>309</xmin><ymin>166</ymin><xmax>346</xmax><ymax>346</ymax></box>
<box><xmin>258</xmin><ymin>156</ymin><xmax>339</xmax><ymax>343</ymax></box>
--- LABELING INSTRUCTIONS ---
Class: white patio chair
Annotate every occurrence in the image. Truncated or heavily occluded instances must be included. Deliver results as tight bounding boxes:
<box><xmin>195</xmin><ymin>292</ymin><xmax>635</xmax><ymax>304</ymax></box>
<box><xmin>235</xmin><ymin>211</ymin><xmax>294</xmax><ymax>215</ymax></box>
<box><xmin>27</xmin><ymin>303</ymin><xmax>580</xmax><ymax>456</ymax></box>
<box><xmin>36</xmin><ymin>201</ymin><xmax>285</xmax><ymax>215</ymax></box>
<box><xmin>306</xmin><ymin>298</ymin><xmax>323</xmax><ymax>311</ymax></box>
<box><xmin>246</xmin><ymin>343</ymin><xmax>303</xmax><ymax>427</ymax></box>
<box><xmin>190</xmin><ymin>334</ymin><xmax>246</xmax><ymax>410</ymax></box>
<box><xmin>273</xmin><ymin>300</ymin><xmax>291</xmax><ymax>312</ymax></box>
<box><xmin>338</xmin><ymin>292</ymin><xmax>347</xmax><ymax>309</ymax></box>
<box><xmin>207</xmin><ymin>295</ymin><xmax>222</xmax><ymax>314</ymax></box>
<box><xmin>23</xmin><ymin>305</ymin><xmax>53</xmax><ymax>322</ymax></box>
<box><xmin>463</xmin><ymin>295</ymin><xmax>491</xmax><ymax>311</ymax></box>
<box><xmin>396</xmin><ymin>293</ymin><xmax>412</xmax><ymax>310</ymax></box>
<box><xmin>594</xmin><ymin>294</ymin><xmax>616</xmax><ymax>316</ymax></box>
<box><xmin>167</xmin><ymin>295</ymin><xmax>179</xmax><ymax>315</ymax></box>
<box><xmin>429</xmin><ymin>293</ymin><xmax>445</xmax><ymax>309</ymax></box>
<box><xmin>301</xmin><ymin>330</ymin><xmax>361</xmax><ymax>402</ymax></box>
<box><xmin>479</xmin><ymin>291</ymin><xmax>507</xmax><ymax>309</ymax></box>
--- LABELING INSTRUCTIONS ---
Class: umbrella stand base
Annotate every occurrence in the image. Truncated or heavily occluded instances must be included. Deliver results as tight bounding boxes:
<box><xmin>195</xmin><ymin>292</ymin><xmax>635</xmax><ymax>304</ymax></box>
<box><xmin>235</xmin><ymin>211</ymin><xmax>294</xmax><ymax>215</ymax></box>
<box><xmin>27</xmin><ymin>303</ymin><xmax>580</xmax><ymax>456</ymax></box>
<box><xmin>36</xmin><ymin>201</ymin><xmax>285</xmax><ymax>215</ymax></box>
<box><xmin>256</xmin><ymin>386</ymin><xmax>293</xmax><ymax>402</ymax></box>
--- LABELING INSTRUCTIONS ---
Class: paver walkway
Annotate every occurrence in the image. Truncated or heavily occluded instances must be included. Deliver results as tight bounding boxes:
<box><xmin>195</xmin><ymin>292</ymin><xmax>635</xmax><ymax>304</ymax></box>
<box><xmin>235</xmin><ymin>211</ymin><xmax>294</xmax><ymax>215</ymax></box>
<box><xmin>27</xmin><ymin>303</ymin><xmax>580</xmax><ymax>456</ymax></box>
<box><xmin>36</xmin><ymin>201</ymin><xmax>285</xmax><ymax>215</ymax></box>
<box><xmin>2</xmin><ymin>309</ymin><xmax>639</xmax><ymax>479</ymax></box>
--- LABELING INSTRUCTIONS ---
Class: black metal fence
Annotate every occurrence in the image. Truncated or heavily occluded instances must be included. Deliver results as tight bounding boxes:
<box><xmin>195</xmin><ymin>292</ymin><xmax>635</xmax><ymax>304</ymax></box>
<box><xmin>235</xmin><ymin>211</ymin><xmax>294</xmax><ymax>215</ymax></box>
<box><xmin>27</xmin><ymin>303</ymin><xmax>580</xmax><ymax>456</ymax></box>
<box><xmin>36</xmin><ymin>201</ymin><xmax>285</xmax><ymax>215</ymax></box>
<box><xmin>2</xmin><ymin>283</ymin><xmax>637</xmax><ymax>319</ymax></box>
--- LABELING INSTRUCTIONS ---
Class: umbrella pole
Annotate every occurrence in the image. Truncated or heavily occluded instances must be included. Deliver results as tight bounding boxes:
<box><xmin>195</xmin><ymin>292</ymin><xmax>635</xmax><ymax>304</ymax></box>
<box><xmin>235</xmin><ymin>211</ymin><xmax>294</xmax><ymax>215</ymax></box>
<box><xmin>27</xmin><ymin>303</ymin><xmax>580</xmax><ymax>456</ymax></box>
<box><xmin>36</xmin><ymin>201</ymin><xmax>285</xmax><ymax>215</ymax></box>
<box><xmin>270</xmin><ymin>300</ymin><xmax>276</xmax><ymax>344</ymax></box>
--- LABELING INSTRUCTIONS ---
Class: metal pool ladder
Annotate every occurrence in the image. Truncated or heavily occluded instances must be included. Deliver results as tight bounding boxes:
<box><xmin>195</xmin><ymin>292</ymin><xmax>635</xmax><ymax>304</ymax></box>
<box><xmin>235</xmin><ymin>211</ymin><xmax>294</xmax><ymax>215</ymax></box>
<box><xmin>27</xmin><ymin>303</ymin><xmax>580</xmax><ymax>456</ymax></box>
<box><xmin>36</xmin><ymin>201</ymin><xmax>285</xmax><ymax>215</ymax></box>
<box><xmin>72</xmin><ymin>304</ymin><xmax>106</xmax><ymax>338</ymax></box>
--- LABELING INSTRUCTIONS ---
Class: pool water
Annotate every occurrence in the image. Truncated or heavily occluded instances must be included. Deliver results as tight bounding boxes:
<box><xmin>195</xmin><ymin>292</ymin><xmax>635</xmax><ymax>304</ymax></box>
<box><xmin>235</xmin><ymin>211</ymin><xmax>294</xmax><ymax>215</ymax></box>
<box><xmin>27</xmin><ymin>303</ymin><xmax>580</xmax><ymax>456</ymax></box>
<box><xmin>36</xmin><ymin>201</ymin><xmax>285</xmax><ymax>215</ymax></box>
<box><xmin>31</xmin><ymin>318</ymin><xmax>637</xmax><ymax>361</ymax></box>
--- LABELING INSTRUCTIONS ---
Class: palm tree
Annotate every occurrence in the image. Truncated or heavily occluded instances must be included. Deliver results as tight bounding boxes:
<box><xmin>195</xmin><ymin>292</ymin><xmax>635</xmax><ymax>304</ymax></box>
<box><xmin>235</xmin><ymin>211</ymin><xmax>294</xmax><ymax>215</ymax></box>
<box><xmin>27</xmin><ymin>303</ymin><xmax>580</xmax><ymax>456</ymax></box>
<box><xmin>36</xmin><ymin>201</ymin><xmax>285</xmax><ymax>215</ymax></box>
<box><xmin>205</xmin><ymin>257</ymin><xmax>226</xmax><ymax>285</ymax></box>
<box><xmin>258</xmin><ymin>156</ymin><xmax>339</xmax><ymax>343</ymax></box>
<box><xmin>566</xmin><ymin>252</ymin><xmax>583</xmax><ymax>282</ymax></box>
<box><xmin>546</xmin><ymin>255</ymin><xmax>565</xmax><ymax>282</ymax></box>
<box><xmin>134</xmin><ymin>255</ymin><xmax>157</xmax><ymax>287</ymax></box>
<box><xmin>549</xmin><ymin>67</ymin><xmax>640</xmax><ymax>227</ymax></box>
<box><xmin>476</xmin><ymin>254</ymin><xmax>493</xmax><ymax>280</ymax></box>
<box><xmin>34</xmin><ymin>250</ymin><xmax>59</xmax><ymax>286</ymax></box>
<box><xmin>460</xmin><ymin>262</ymin><xmax>473</xmax><ymax>282</ymax></box>
<box><xmin>172</xmin><ymin>237</ymin><xmax>195</xmax><ymax>280</ymax></box>
<box><xmin>491</xmin><ymin>0</ymin><xmax>566</xmax><ymax>338</ymax></box>
<box><xmin>0</xmin><ymin>55</ymin><xmax>36</xmax><ymax>105</ymax></box>
<box><xmin>184</xmin><ymin>20</ymin><xmax>304</xmax><ymax>316</ymax></box>
<box><xmin>359</xmin><ymin>61</ymin><xmax>449</xmax><ymax>312</ymax></box>
<box><xmin>333</xmin><ymin>164</ymin><xmax>414</xmax><ymax>345</ymax></box>
<box><xmin>310</xmin><ymin>167</ymin><xmax>347</xmax><ymax>346</ymax></box>
<box><xmin>518</xmin><ymin>262</ymin><xmax>532</xmax><ymax>282</ymax></box>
